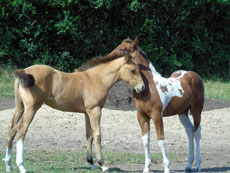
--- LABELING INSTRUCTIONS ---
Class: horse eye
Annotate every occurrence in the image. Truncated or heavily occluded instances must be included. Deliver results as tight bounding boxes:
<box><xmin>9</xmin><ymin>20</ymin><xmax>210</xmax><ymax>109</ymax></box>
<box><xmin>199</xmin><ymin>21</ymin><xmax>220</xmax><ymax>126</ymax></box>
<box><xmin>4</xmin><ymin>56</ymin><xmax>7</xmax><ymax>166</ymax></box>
<box><xmin>130</xmin><ymin>69</ymin><xmax>136</xmax><ymax>74</ymax></box>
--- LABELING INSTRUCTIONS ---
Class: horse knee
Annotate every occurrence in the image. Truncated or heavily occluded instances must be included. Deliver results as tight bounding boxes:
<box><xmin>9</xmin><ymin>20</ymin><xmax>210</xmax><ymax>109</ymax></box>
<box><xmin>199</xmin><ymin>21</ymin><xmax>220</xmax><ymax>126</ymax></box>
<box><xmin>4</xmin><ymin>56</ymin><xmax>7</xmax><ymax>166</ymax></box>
<box><xmin>194</xmin><ymin>126</ymin><xmax>201</xmax><ymax>140</ymax></box>
<box><xmin>93</xmin><ymin>133</ymin><xmax>101</xmax><ymax>144</ymax></box>
<box><xmin>186</xmin><ymin>127</ymin><xmax>194</xmax><ymax>139</ymax></box>
<box><xmin>142</xmin><ymin>132</ymin><xmax>150</xmax><ymax>147</ymax></box>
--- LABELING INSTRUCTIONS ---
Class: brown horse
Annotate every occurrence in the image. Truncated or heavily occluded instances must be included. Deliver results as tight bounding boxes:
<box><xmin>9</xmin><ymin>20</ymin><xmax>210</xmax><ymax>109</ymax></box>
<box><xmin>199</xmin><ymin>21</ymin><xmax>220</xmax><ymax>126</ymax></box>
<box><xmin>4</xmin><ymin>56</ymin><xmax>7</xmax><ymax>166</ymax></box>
<box><xmin>3</xmin><ymin>49</ymin><xmax>145</xmax><ymax>173</ymax></box>
<box><xmin>109</xmin><ymin>38</ymin><xmax>204</xmax><ymax>173</ymax></box>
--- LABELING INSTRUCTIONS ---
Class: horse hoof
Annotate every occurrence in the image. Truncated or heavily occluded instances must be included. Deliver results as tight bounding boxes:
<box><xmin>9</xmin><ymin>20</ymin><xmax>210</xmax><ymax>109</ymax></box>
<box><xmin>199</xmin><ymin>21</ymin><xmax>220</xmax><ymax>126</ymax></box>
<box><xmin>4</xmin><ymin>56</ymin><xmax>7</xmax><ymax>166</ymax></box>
<box><xmin>18</xmin><ymin>165</ymin><xmax>27</xmax><ymax>173</ymax></box>
<box><xmin>101</xmin><ymin>165</ymin><xmax>109</xmax><ymax>171</ymax></box>
<box><xmin>90</xmin><ymin>164</ymin><xmax>97</xmax><ymax>170</ymax></box>
<box><xmin>164</xmin><ymin>170</ymin><xmax>170</xmax><ymax>173</ymax></box>
<box><xmin>185</xmin><ymin>167</ymin><xmax>192</xmax><ymax>172</ymax></box>
<box><xmin>6</xmin><ymin>166</ymin><xmax>13</xmax><ymax>172</ymax></box>
<box><xmin>3</xmin><ymin>159</ymin><xmax>13</xmax><ymax>172</ymax></box>
<box><xmin>194</xmin><ymin>167</ymin><xmax>202</xmax><ymax>172</ymax></box>
<box><xmin>143</xmin><ymin>169</ymin><xmax>150</xmax><ymax>173</ymax></box>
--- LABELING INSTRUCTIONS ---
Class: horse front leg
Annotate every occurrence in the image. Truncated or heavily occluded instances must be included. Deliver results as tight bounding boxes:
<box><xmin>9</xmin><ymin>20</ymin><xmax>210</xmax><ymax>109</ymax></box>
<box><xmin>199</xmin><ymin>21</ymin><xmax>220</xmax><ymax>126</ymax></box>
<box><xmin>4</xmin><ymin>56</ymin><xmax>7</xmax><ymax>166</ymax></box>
<box><xmin>179</xmin><ymin>114</ymin><xmax>194</xmax><ymax>172</ymax></box>
<box><xmin>84</xmin><ymin>113</ymin><xmax>96</xmax><ymax>169</ymax></box>
<box><xmin>137</xmin><ymin>112</ymin><xmax>151</xmax><ymax>173</ymax></box>
<box><xmin>87</xmin><ymin>107</ymin><xmax>108</xmax><ymax>171</ymax></box>
<box><xmin>152</xmin><ymin>112</ymin><xmax>170</xmax><ymax>173</ymax></box>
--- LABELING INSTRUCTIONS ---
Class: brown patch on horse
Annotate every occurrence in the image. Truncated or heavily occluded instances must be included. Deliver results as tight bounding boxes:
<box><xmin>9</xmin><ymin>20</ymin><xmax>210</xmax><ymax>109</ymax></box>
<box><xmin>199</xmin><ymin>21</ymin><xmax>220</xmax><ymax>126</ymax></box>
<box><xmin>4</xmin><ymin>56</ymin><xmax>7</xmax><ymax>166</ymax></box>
<box><xmin>160</xmin><ymin>85</ymin><xmax>168</xmax><ymax>93</ymax></box>
<box><xmin>13</xmin><ymin>69</ymin><xmax>35</xmax><ymax>87</ymax></box>
<box><xmin>178</xmin><ymin>89</ymin><xmax>183</xmax><ymax>95</ymax></box>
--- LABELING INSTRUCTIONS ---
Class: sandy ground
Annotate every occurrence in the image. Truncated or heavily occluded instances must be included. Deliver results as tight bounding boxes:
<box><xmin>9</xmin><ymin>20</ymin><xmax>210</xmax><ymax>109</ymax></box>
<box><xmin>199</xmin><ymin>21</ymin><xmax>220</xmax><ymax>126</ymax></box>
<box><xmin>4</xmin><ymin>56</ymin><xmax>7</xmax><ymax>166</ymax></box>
<box><xmin>0</xmin><ymin>104</ymin><xmax>230</xmax><ymax>172</ymax></box>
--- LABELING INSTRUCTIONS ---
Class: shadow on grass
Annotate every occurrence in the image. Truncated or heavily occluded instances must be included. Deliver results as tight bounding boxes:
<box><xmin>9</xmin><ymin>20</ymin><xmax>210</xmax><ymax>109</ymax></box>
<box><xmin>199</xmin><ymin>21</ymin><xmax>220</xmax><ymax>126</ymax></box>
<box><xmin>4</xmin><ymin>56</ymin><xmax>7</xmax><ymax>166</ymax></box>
<box><xmin>202</xmin><ymin>166</ymin><xmax>230</xmax><ymax>172</ymax></box>
<box><xmin>9</xmin><ymin>166</ymin><xmax>230</xmax><ymax>173</ymax></box>
<box><xmin>172</xmin><ymin>166</ymin><xmax>230</xmax><ymax>173</ymax></box>
<box><xmin>108</xmin><ymin>167</ymin><xmax>142</xmax><ymax>172</ymax></box>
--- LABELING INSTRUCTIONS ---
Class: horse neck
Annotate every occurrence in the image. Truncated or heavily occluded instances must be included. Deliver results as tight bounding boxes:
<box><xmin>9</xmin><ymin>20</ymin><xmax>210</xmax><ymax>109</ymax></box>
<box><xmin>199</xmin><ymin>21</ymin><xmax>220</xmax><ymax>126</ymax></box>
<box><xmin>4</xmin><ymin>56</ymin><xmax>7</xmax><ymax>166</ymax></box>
<box><xmin>107</xmin><ymin>49</ymin><xmax>123</xmax><ymax>58</ymax></box>
<box><xmin>85</xmin><ymin>57</ymin><xmax>125</xmax><ymax>91</ymax></box>
<box><xmin>137</xmin><ymin>48</ymin><xmax>162</xmax><ymax>77</ymax></box>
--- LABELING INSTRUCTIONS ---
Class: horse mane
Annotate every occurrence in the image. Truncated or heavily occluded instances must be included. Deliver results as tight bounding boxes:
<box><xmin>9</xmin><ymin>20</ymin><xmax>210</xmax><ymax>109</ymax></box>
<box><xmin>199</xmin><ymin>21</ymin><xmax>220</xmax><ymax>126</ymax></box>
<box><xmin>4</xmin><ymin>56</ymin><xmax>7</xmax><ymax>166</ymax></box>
<box><xmin>122</xmin><ymin>38</ymin><xmax>133</xmax><ymax>43</ymax></box>
<box><xmin>77</xmin><ymin>52</ymin><xmax>128</xmax><ymax>72</ymax></box>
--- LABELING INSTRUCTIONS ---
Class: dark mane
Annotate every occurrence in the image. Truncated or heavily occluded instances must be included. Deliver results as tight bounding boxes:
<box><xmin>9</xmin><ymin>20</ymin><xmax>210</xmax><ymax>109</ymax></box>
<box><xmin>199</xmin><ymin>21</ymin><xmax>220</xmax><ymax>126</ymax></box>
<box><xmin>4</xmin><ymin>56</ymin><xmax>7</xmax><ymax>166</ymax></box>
<box><xmin>122</xmin><ymin>38</ymin><xmax>133</xmax><ymax>43</ymax></box>
<box><xmin>138</xmin><ymin>46</ymin><xmax>148</xmax><ymax>60</ymax></box>
<box><xmin>77</xmin><ymin>53</ymin><xmax>126</xmax><ymax>72</ymax></box>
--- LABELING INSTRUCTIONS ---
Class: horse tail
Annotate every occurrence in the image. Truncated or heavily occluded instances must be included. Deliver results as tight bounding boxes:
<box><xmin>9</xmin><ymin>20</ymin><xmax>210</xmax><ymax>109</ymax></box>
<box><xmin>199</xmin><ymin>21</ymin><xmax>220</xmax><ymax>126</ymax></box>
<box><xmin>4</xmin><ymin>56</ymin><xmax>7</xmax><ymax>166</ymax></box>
<box><xmin>13</xmin><ymin>69</ymin><xmax>35</xmax><ymax>87</ymax></box>
<box><xmin>190</xmin><ymin>72</ymin><xmax>204</xmax><ymax>132</ymax></box>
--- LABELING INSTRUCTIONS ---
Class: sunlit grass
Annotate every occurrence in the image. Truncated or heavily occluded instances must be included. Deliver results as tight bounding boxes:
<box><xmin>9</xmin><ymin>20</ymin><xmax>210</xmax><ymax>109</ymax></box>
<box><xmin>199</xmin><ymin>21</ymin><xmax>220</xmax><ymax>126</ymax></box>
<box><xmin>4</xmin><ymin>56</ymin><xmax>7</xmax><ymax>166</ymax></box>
<box><xmin>204</xmin><ymin>79</ymin><xmax>230</xmax><ymax>100</ymax></box>
<box><xmin>0</xmin><ymin>66</ymin><xmax>14</xmax><ymax>98</ymax></box>
<box><xmin>0</xmin><ymin>150</ymin><xmax>182</xmax><ymax>173</ymax></box>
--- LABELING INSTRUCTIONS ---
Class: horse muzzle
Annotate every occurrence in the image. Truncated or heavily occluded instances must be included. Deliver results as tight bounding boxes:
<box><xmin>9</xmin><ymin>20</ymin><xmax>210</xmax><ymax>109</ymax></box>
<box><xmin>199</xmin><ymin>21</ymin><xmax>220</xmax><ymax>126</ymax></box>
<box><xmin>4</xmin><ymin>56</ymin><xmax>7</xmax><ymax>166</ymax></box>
<box><xmin>135</xmin><ymin>84</ymin><xmax>145</xmax><ymax>93</ymax></box>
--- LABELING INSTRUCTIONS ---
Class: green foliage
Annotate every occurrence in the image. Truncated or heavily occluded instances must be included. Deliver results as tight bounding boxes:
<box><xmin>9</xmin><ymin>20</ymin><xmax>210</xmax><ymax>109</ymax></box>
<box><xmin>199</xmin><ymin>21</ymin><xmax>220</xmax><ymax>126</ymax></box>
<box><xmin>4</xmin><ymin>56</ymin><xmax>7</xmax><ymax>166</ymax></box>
<box><xmin>0</xmin><ymin>66</ymin><xmax>14</xmax><ymax>97</ymax></box>
<box><xmin>0</xmin><ymin>0</ymin><xmax>229</xmax><ymax>78</ymax></box>
<box><xmin>204</xmin><ymin>79</ymin><xmax>230</xmax><ymax>100</ymax></box>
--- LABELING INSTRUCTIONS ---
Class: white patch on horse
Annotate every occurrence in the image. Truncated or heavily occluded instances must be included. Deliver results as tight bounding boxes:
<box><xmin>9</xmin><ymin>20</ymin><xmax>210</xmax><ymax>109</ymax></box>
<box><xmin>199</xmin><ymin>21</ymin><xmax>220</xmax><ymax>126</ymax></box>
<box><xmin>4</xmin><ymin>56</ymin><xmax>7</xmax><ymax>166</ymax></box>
<box><xmin>148</xmin><ymin>62</ymin><xmax>187</xmax><ymax>115</ymax></box>
<box><xmin>3</xmin><ymin>148</ymin><xmax>13</xmax><ymax>171</ymax></box>
<box><xmin>142</xmin><ymin>131</ymin><xmax>151</xmax><ymax>172</ymax></box>
<box><xmin>158</xmin><ymin>140</ymin><xmax>170</xmax><ymax>173</ymax></box>
<box><xmin>16</xmin><ymin>138</ymin><xmax>26</xmax><ymax>173</ymax></box>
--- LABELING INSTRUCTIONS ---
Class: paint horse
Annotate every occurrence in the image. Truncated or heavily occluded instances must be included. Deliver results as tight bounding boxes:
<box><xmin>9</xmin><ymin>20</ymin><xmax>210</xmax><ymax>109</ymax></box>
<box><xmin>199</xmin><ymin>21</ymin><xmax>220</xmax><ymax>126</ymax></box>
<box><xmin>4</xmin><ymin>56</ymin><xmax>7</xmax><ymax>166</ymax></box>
<box><xmin>3</xmin><ymin>49</ymin><xmax>145</xmax><ymax>173</ymax></box>
<box><xmin>109</xmin><ymin>38</ymin><xmax>204</xmax><ymax>173</ymax></box>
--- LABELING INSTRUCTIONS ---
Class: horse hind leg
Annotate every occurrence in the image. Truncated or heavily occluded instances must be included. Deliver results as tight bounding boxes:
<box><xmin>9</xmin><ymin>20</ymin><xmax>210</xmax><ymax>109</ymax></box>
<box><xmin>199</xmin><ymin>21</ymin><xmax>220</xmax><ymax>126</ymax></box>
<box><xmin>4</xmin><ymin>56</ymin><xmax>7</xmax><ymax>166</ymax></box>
<box><xmin>4</xmin><ymin>82</ymin><xmax>24</xmax><ymax>171</ymax></box>
<box><xmin>4</xmin><ymin>105</ymin><xmax>24</xmax><ymax>172</ymax></box>
<box><xmin>179</xmin><ymin>114</ymin><xmax>194</xmax><ymax>172</ymax></box>
<box><xmin>191</xmin><ymin>107</ymin><xmax>202</xmax><ymax>172</ymax></box>
<box><xmin>194</xmin><ymin>125</ymin><xmax>201</xmax><ymax>172</ymax></box>
<box><xmin>16</xmin><ymin>105</ymin><xmax>40</xmax><ymax>173</ymax></box>
<box><xmin>85</xmin><ymin>113</ymin><xmax>96</xmax><ymax>170</ymax></box>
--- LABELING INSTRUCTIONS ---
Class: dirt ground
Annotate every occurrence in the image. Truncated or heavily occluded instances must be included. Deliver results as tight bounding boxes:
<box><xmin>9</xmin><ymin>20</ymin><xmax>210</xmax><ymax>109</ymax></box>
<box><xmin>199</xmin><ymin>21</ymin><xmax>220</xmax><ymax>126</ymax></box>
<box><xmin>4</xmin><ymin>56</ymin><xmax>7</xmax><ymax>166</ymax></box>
<box><xmin>0</xmin><ymin>81</ymin><xmax>230</xmax><ymax>172</ymax></box>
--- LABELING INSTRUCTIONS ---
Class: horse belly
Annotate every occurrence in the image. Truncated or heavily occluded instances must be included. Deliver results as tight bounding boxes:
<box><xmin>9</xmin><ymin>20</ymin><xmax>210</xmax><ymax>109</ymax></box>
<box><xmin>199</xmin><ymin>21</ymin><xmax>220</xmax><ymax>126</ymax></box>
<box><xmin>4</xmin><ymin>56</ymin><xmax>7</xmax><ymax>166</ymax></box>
<box><xmin>163</xmin><ymin>97</ymin><xmax>191</xmax><ymax>116</ymax></box>
<box><xmin>45</xmin><ymin>97</ymin><xmax>85</xmax><ymax>113</ymax></box>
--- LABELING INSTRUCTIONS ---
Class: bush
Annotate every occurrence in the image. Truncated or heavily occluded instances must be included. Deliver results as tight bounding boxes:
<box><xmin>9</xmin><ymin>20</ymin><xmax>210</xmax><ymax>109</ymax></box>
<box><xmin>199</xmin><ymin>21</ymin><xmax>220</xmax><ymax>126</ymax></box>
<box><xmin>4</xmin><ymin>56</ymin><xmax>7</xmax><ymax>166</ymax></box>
<box><xmin>0</xmin><ymin>0</ymin><xmax>229</xmax><ymax>78</ymax></box>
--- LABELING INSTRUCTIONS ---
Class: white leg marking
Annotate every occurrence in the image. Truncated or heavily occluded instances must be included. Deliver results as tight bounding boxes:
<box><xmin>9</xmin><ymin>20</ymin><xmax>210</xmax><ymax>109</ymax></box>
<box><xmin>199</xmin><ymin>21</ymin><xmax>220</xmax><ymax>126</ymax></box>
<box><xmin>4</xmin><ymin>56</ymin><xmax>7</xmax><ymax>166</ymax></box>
<box><xmin>16</xmin><ymin>138</ymin><xmax>26</xmax><ymax>173</ymax></box>
<box><xmin>158</xmin><ymin>140</ymin><xmax>170</xmax><ymax>173</ymax></box>
<box><xmin>142</xmin><ymin>131</ymin><xmax>151</xmax><ymax>173</ymax></box>
<box><xmin>179</xmin><ymin>115</ymin><xmax>194</xmax><ymax>171</ymax></box>
<box><xmin>194</xmin><ymin>126</ymin><xmax>202</xmax><ymax>172</ymax></box>
<box><xmin>101</xmin><ymin>165</ymin><xmax>109</xmax><ymax>171</ymax></box>
<box><xmin>3</xmin><ymin>148</ymin><xmax>13</xmax><ymax>172</ymax></box>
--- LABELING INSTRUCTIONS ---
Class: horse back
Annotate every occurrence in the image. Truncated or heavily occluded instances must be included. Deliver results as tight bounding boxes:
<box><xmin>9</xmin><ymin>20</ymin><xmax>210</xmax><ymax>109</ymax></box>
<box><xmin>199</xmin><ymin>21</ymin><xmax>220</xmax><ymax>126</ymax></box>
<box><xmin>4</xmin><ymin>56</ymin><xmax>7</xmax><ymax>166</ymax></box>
<box><xmin>19</xmin><ymin>65</ymin><xmax>58</xmax><ymax>99</ymax></box>
<box><xmin>171</xmin><ymin>71</ymin><xmax>204</xmax><ymax>100</ymax></box>
<box><xmin>170</xmin><ymin>71</ymin><xmax>204</xmax><ymax>112</ymax></box>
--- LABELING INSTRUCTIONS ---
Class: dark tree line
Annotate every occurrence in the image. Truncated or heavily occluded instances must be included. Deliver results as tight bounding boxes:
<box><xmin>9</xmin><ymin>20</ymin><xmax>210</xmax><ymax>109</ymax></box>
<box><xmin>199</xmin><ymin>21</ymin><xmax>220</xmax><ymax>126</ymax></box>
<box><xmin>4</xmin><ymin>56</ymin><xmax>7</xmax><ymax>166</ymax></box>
<box><xmin>0</xmin><ymin>0</ymin><xmax>229</xmax><ymax>78</ymax></box>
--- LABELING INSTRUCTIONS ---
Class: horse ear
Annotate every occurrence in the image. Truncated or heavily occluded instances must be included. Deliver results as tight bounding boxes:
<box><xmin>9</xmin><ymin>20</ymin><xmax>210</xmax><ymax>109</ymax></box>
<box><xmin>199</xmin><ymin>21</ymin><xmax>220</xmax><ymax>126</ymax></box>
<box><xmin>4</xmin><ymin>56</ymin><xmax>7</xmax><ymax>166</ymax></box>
<box><xmin>125</xmin><ymin>53</ymin><xmax>132</xmax><ymax>62</ymax></box>
<box><xmin>133</xmin><ymin>36</ymin><xmax>139</xmax><ymax>45</ymax></box>
<box><xmin>119</xmin><ymin>48</ymin><xmax>128</xmax><ymax>55</ymax></box>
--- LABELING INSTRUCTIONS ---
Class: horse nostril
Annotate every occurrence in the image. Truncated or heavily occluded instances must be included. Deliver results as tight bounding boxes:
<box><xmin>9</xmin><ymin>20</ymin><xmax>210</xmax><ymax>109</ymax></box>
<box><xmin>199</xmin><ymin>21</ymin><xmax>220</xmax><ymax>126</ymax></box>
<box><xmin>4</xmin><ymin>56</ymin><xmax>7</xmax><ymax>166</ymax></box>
<box><xmin>142</xmin><ymin>85</ymin><xmax>145</xmax><ymax>91</ymax></box>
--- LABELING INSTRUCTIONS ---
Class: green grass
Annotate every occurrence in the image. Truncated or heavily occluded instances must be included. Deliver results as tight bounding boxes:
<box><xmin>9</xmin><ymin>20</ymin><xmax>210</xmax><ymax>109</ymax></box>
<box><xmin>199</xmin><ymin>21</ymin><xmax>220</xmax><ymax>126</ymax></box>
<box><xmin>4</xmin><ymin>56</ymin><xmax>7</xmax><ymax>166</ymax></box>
<box><xmin>204</xmin><ymin>79</ymin><xmax>230</xmax><ymax>100</ymax></box>
<box><xmin>0</xmin><ymin>66</ymin><xmax>14</xmax><ymax>98</ymax></box>
<box><xmin>0</xmin><ymin>66</ymin><xmax>229</xmax><ymax>100</ymax></box>
<box><xmin>0</xmin><ymin>150</ymin><xmax>182</xmax><ymax>172</ymax></box>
